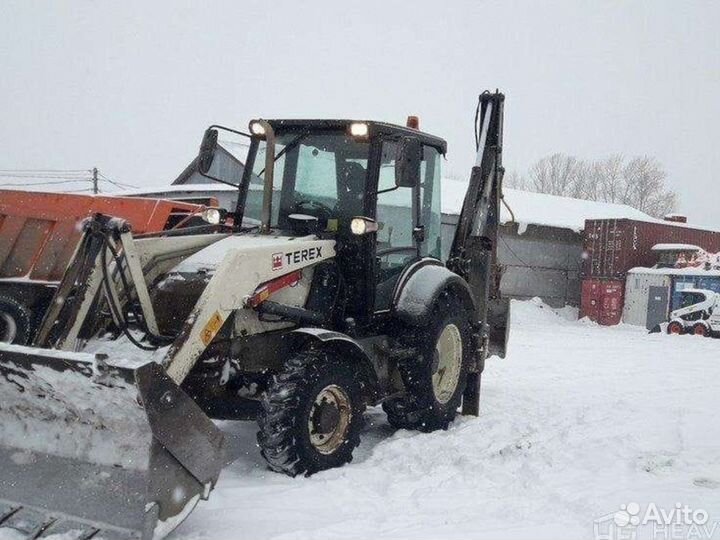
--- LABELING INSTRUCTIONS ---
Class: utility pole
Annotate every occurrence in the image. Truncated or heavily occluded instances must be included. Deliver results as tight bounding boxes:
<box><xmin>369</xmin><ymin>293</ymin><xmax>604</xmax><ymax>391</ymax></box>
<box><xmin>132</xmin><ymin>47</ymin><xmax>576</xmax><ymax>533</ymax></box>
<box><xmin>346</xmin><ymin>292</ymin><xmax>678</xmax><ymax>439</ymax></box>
<box><xmin>92</xmin><ymin>167</ymin><xmax>98</xmax><ymax>194</ymax></box>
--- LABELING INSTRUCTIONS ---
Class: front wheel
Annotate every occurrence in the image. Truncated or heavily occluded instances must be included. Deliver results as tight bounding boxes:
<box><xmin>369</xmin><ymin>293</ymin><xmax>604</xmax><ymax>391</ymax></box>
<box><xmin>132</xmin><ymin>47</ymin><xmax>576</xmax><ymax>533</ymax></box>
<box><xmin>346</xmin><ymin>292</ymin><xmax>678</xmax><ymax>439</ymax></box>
<box><xmin>383</xmin><ymin>294</ymin><xmax>473</xmax><ymax>432</ymax></box>
<box><xmin>257</xmin><ymin>348</ymin><xmax>365</xmax><ymax>476</ymax></box>
<box><xmin>666</xmin><ymin>321</ymin><xmax>685</xmax><ymax>335</ymax></box>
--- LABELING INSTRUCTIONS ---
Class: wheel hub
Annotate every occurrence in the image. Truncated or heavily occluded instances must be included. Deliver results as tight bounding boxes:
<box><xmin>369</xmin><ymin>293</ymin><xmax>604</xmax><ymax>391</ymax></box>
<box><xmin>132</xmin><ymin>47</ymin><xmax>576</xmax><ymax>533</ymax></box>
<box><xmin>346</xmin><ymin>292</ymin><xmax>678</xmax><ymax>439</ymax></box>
<box><xmin>308</xmin><ymin>385</ymin><xmax>352</xmax><ymax>455</ymax></box>
<box><xmin>312</xmin><ymin>400</ymin><xmax>341</xmax><ymax>434</ymax></box>
<box><xmin>432</xmin><ymin>323</ymin><xmax>463</xmax><ymax>404</ymax></box>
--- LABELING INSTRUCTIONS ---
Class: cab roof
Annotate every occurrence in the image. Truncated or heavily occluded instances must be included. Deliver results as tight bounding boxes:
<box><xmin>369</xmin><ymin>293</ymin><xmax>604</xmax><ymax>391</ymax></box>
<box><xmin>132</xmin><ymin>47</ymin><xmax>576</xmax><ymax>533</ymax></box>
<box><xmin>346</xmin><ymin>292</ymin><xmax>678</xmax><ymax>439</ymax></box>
<box><xmin>266</xmin><ymin>119</ymin><xmax>447</xmax><ymax>154</ymax></box>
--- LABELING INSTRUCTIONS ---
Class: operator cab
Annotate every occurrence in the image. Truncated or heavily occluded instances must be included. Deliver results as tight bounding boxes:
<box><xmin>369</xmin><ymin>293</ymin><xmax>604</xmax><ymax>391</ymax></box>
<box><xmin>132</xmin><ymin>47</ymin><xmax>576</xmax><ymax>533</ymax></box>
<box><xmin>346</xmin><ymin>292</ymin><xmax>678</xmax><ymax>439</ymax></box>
<box><xmin>678</xmin><ymin>289</ymin><xmax>708</xmax><ymax>309</ymax></box>
<box><xmin>674</xmin><ymin>288</ymin><xmax>714</xmax><ymax>321</ymax></box>
<box><xmin>196</xmin><ymin>119</ymin><xmax>447</xmax><ymax>321</ymax></box>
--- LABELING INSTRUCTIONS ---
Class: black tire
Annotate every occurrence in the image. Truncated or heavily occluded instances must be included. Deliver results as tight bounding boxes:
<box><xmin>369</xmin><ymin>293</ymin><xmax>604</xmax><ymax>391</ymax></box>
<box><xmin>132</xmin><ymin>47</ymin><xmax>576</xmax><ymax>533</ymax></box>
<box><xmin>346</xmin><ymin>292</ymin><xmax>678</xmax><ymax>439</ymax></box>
<box><xmin>383</xmin><ymin>294</ymin><xmax>472</xmax><ymax>432</ymax></box>
<box><xmin>0</xmin><ymin>295</ymin><xmax>32</xmax><ymax>345</ymax></box>
<box><xmin>666</xmin><ymin>321</ymin><xmax>685</xmax><ymax>336</ymax></box>
<box><xmin>691</xmin><ymin>322</ymin><xmax>710</xmax><ymax>337</ymax></box>
<box><xmin>257</xmin><ymin>348</ymin><xmax>365</xmax><ymax>476</ymax></box>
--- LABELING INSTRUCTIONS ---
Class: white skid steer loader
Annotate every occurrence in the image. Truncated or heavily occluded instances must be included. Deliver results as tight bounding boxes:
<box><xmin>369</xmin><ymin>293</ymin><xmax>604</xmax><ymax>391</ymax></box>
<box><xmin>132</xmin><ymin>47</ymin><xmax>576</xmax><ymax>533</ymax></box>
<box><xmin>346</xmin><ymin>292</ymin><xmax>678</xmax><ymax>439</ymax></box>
<box><xmin>665</xmin><ymin>288</ymin><xmax>720</xmax><ymax>337</ymax></box>
<box><xmin>0</xmin><ymin>91</ymin><xmax>510</xmax><ymax>540</ymax></box>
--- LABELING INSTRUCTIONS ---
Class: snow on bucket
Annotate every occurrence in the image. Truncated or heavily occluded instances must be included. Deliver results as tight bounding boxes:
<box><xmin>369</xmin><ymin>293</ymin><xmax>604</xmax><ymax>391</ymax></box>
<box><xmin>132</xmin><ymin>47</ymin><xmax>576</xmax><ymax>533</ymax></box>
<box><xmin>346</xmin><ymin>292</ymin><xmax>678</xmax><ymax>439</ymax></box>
<box><xmin>0</xmin><ymin>343</ymin><xmax>224</xmax><ymax>540</ymax></box>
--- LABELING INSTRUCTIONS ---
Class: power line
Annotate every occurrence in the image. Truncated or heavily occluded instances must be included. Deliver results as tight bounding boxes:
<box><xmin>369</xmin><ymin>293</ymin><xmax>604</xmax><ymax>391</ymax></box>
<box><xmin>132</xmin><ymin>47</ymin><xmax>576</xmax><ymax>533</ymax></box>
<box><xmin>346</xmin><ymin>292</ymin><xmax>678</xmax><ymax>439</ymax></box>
<box><xmin>0</xmin><ymin>179</ymin><xmax>92</xmax><ymax>187</ymax></box>
<box><xmin>97</xmin><ymin>172</ymin><xmax>138</xmax><ymax>189</ymax></box>
<box><xmin>98</xmin><ymin>178</ymin><xmax>127</xmax><ymax>190</ymax></box>
<box><xmin>0</xmin><ymin>168</ymin><xmax>137</xmax><ymax>192</ymax></box>
<box><xmin>0</xmin><ymin>169</ymin><xmax>90</xmax><ymax>174</ymax></box>
<box><xmin>0</xmin><ymin>174</ymin><xmax>90</xmax><ymax>180</ymax></box>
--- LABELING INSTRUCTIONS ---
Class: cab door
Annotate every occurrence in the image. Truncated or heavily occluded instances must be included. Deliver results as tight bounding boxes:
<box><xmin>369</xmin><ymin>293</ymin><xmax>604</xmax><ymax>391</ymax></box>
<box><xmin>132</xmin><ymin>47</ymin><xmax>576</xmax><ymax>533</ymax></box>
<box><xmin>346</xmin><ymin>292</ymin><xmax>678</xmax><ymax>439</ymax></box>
<box><xmin>373</xmin><ymin>140</ymin><xmax>442</xmax><ymax>312</ymax></box>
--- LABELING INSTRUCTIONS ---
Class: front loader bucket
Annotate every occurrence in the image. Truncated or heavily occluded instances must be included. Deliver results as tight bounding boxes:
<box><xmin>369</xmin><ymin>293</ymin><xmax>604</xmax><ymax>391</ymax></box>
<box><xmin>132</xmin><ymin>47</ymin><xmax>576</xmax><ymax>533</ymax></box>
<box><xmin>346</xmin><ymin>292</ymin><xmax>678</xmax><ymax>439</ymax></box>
<box><xmin>0</xmin><ymin>344</ymin><xmax>224</xmax><ymax>540</ymax></box>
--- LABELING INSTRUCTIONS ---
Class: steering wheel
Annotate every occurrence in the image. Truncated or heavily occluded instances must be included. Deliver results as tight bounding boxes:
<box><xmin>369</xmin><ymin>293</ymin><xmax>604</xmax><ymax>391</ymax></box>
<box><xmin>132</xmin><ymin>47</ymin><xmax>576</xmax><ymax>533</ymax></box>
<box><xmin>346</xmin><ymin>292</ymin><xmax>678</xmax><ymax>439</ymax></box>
<box><xmin>293</xmin><ymin>199</ymin><xmax>334</xmax><ymax>219</ymax></box>
<box><xmin>376</xmin><ymin>247</ymin><xmax>417</xmax><ymax>258</ymax></box>
<box><xmin>376</xmin><ymin>247</ymin><xmax>418</xmax><ymax>267</ymax></box>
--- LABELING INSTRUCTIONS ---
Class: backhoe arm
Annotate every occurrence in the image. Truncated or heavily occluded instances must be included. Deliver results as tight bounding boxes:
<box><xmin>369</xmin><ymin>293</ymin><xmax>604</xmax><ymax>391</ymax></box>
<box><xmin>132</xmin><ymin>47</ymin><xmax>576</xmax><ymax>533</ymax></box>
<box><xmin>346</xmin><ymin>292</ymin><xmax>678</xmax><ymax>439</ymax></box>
<box><xmin>447</xmin><ymin>90</ymin><xmax>509</xmax><ymax>387</ymax></box>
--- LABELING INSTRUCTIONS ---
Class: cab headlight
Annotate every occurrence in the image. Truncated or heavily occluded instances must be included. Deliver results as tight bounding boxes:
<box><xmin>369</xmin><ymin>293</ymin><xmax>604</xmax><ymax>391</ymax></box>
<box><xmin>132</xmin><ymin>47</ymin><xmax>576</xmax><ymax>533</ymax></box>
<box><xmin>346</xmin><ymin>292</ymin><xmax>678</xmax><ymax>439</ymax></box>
<box><xmin>249</xmin><ymin>120</ymin><xmax>266</xmax><ymax>136</ymax></box>
<box><xmin>350</xmin><ymin>217</ymin><xmax>378</xmax><ymax>235</ymax></box>
<box><xmin>202</xmin><ymin>208</ymin><xmax>222</xmax><ymax>225</ymax></box>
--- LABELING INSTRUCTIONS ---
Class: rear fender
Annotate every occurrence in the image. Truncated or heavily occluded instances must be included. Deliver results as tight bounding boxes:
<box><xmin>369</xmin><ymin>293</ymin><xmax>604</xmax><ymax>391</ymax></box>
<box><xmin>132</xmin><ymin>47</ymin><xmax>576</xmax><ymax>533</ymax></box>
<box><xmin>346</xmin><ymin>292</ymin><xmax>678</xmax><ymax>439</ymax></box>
<box><xmin>393</xmin><ymin>261</ymin><xmax>509</xmax><ymax>363</ymax></box>
<box><xmin>392</xmin><ymin>260</ymin><xmax>476</xmax><ymax>327</ymax></box>
<box><xmin>291</xmin><ymin>328</ymin><xmax>380</xmax><ymax>401</ymax></box>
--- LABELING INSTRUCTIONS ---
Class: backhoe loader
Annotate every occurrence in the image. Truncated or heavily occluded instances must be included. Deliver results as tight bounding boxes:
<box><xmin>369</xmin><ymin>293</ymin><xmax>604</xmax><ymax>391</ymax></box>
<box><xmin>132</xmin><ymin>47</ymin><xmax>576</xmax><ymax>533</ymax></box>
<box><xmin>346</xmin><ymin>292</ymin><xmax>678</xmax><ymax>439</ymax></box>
<box><xmin>0</xmin><ymin>91</ymin><xmax>509</xmax><ymax>540</ymax></box>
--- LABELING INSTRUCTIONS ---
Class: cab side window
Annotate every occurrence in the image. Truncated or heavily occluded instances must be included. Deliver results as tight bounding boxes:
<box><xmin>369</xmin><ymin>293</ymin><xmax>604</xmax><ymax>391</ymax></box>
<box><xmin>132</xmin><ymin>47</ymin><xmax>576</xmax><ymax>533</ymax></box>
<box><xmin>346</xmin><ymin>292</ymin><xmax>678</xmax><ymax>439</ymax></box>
<box><xmin>374</xmin><ymin>140</ymin><xmax>418</xmax><ymax>311</ymax></box>
<box><xmin>376</xmin><ymin>141</ymin><xmax>415</xmax><ymax>251</ymax></box>
<box><xmin>420</xmin><ymin>145</ymin><xmax>442</xmax><ymax>259</ymax></box>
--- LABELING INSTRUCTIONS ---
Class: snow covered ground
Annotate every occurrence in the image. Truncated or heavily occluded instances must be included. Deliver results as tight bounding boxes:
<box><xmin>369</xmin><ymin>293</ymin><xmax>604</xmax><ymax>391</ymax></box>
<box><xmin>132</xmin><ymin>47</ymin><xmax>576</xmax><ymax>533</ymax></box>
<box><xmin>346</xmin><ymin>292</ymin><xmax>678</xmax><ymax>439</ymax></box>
<box><xmin>167</xmin><ymin>299</ymin><xmax>720</xmax><ymax>540</ymax></box>
<box><xmin>1</xmin><ymin>298</ymin><xmax>717</xmax><ymax>540</ymax></box>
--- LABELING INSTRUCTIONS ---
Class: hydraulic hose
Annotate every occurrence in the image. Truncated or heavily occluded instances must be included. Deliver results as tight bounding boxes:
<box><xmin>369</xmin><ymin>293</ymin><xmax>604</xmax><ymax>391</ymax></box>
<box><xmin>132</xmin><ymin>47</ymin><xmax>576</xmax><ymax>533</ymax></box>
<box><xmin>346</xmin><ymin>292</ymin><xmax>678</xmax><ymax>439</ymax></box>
<box><xmin>98</xmin><ymin>231</ymin><xmax>176</xmax><ymax>350</ymax></box>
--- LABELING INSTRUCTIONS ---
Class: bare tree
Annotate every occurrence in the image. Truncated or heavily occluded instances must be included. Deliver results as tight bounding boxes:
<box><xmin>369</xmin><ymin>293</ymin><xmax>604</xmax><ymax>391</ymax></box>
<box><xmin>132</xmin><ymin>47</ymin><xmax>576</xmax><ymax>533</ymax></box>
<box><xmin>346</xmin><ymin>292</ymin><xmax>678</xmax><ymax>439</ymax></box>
<box><xmin>503</xmin><ymin>170</ymin><xmax>527</xmax><ymax>190</ymax></box>
<box><xmin>518</xmin><ymin>153</ymin><xmax>677</xmax><ymax>218</ymax></box>
<box><xmin>570</xmin><ymin>159</ymin><xmax>599</xmax><ymax>200</ymax></box>
<box><xmin>595</xmin><ymin>154</ymin><xmax>625</xmax><ymax>203</ymax></box>
<box><xmin>528</xmin><ymin>153</ymin><xmax>580</xmax><ymax>196</ymax></box>
<box><xmin>622</xmin><ymin>156</ymin><xmax>677</xmax><ymax>217</ymax></box>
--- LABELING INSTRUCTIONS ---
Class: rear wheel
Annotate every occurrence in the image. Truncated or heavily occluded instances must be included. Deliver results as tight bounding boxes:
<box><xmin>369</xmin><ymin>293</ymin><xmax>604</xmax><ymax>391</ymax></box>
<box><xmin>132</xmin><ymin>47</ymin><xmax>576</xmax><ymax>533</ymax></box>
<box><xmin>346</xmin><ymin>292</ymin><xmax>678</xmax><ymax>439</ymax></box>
<box><xmin>383</xmin><ymin>294</ymin><xmax>472</xmax><ymax>432</ymax></box>
<box><xmin>666</xmin><ymin>321</ymin><xmax>685</xmax><ymax>336</ymax></box>
<box><xmin>691</xmin><ymin>322</ymin><xmax>710</xmax><ymax>337</ymax></box>
<box><xmin>0</xmin><ymin>295</ymin><xmax>32</xmax><ymax>345</ymax></box>
<box><xmin>257</xmin><ymin>348</ymin><xmax>365</xmax><ymax>476</ymax></box>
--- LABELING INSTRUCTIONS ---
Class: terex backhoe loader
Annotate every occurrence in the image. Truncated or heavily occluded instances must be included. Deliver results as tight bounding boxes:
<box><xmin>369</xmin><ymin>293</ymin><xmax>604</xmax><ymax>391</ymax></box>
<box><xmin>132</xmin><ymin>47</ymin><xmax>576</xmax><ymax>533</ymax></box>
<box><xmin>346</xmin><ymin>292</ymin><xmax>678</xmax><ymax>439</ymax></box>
<box><xmin>0</xmin><ymin>91</ymin><xmax>509</xmax><ymax>540</ymax></box>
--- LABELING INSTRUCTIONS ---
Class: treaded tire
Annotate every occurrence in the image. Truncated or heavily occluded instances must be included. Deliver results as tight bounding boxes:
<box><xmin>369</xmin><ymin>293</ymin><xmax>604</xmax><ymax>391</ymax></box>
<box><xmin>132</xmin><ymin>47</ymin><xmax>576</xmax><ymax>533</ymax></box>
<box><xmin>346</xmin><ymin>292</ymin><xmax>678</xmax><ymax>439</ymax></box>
<box><xmin>666</xmin><ymin>321</ymin><xmax>685</xmax><ymax>335</ymax></box>
<box><xmin>0</xmin><ymin>295</ymin><xmax>32</xmax><ymax>345</ymax></box>
<box><xmin>691</xmin><ymin>322</ymin><xmax>710</xmax><ymax>337</ymax></box>
<box><xmin>383</xmin><ymin>293</ymin><xmax>472</xmax><ymax>432</ymax></box>
<box><xmin>257</xmin><ymin>348</ymin><xmax>365</xmax><ymax>476</ymax></box>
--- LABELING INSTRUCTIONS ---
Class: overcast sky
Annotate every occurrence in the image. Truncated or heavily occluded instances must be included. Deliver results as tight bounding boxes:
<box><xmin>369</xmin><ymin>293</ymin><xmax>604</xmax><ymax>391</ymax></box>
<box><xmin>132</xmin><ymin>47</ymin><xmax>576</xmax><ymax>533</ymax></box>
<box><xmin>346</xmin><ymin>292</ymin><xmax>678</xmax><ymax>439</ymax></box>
<box><xmin>1</xmin><ymin>1</ymin><xmax>718</xmax><ymax>226</ymax></box>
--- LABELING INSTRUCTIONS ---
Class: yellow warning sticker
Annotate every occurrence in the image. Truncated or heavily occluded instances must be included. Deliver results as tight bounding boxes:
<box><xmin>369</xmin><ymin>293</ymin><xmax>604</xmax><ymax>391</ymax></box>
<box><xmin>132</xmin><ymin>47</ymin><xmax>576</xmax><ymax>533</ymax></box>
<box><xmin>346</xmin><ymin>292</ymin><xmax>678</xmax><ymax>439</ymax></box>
<box><xmin>200</xmin><ymin>311</ymin><xmax>224</xmax><ymax>346</ymax></box>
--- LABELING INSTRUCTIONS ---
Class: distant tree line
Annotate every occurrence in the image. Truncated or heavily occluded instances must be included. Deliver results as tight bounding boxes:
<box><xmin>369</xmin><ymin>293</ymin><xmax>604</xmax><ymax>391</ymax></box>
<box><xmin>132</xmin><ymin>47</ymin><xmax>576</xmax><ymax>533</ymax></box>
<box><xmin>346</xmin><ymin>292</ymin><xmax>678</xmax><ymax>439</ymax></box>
<box><xmin>503</xmin><ymin>154</ymin><xmax>678</xmax><ymax>218</ymax></box>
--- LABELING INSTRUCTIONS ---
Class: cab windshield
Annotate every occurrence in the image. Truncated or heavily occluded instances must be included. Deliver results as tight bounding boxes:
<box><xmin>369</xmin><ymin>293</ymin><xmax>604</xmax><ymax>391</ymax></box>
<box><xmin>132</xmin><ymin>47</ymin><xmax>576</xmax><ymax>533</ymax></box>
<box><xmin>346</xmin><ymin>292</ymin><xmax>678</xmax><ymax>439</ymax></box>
<box><xmin>679</xmin><ymin>291</ymin><xmax>705</xmax><ymax>308</ymax></box>
<box><xmin>245</xmin><ymin>131</ymin><xmax>371</xmax><ymax>230</ymax></box>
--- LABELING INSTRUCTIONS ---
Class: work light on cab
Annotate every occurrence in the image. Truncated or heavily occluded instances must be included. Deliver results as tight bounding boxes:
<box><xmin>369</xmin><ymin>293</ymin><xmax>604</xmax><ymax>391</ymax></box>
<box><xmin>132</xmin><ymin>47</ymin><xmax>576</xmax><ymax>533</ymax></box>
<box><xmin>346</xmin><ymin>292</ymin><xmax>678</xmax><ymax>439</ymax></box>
<box><xmin>350</xmin><ymin>217</ymin><xmax>378</xmax><ymax>235</ymax></box>
<box><xmin>249</xmin><ymin>120</ymin><xmax>266</xmax><ymax>136</ymax></box>
<box><xmin>349</xmin><ymin>122</ymin><xmax>369</xmax><ymax>138</ymax></box>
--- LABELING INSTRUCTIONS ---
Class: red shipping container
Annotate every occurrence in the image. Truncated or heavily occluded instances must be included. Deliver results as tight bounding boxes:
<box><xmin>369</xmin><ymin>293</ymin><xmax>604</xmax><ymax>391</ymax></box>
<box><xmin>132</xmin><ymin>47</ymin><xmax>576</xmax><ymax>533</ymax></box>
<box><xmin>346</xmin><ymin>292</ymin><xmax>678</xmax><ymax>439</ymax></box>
<box><xmin>580</xmin><ymin>278</ymin><xmax>624</xmax><ymax>325</ymax></box>
<box><xmin>583</xmin><ymin>219</ymin><xmax>720</xmax><ymax>280</ymax></box>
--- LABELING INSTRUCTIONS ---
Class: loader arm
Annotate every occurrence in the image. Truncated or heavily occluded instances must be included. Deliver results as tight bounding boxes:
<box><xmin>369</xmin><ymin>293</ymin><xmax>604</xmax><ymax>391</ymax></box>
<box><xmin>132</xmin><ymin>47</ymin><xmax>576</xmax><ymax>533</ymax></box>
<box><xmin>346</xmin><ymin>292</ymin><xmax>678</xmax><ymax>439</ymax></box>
<box><xmin>33</xmin><ymin>215</ymin><xmax>227</xmax><ymax>351</ymax></box>
<box><xmin>447</xmin><ymin>90</ymin><xmax>508</xmax><ymax>361</ymax></box>
<box><xmin>0</xmin><ymin>215</ymin><xmax>230</xmax><ymax>540</ymax></box>
<box><xmin>161</xmin><ymin>236</ymin><xmax>336</xmax><ymax>384</ymax></box>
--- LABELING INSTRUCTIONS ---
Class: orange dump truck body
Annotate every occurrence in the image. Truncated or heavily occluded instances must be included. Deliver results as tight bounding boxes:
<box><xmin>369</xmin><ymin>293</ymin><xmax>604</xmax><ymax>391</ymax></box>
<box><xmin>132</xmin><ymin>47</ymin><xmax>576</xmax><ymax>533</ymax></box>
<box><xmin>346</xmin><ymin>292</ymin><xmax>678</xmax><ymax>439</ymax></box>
<box><xmin>0</xmin><ymin>189</ymin><xmax>210</xmax><ymax>282</ymax></box>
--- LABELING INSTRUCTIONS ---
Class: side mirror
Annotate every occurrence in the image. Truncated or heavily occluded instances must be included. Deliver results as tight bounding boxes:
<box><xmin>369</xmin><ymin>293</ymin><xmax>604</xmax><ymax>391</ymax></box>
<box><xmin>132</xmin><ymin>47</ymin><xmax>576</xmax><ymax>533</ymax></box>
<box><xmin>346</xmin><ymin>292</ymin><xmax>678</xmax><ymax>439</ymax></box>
<box><xmin>198</xmin><ymin>128</ymin><xmax>219</xmax><ymax>174</ymax></box>
<box><xmin>395</xmin><ymin>136</ymin><xmax>422</xmax><ymax>188</ymax></box>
